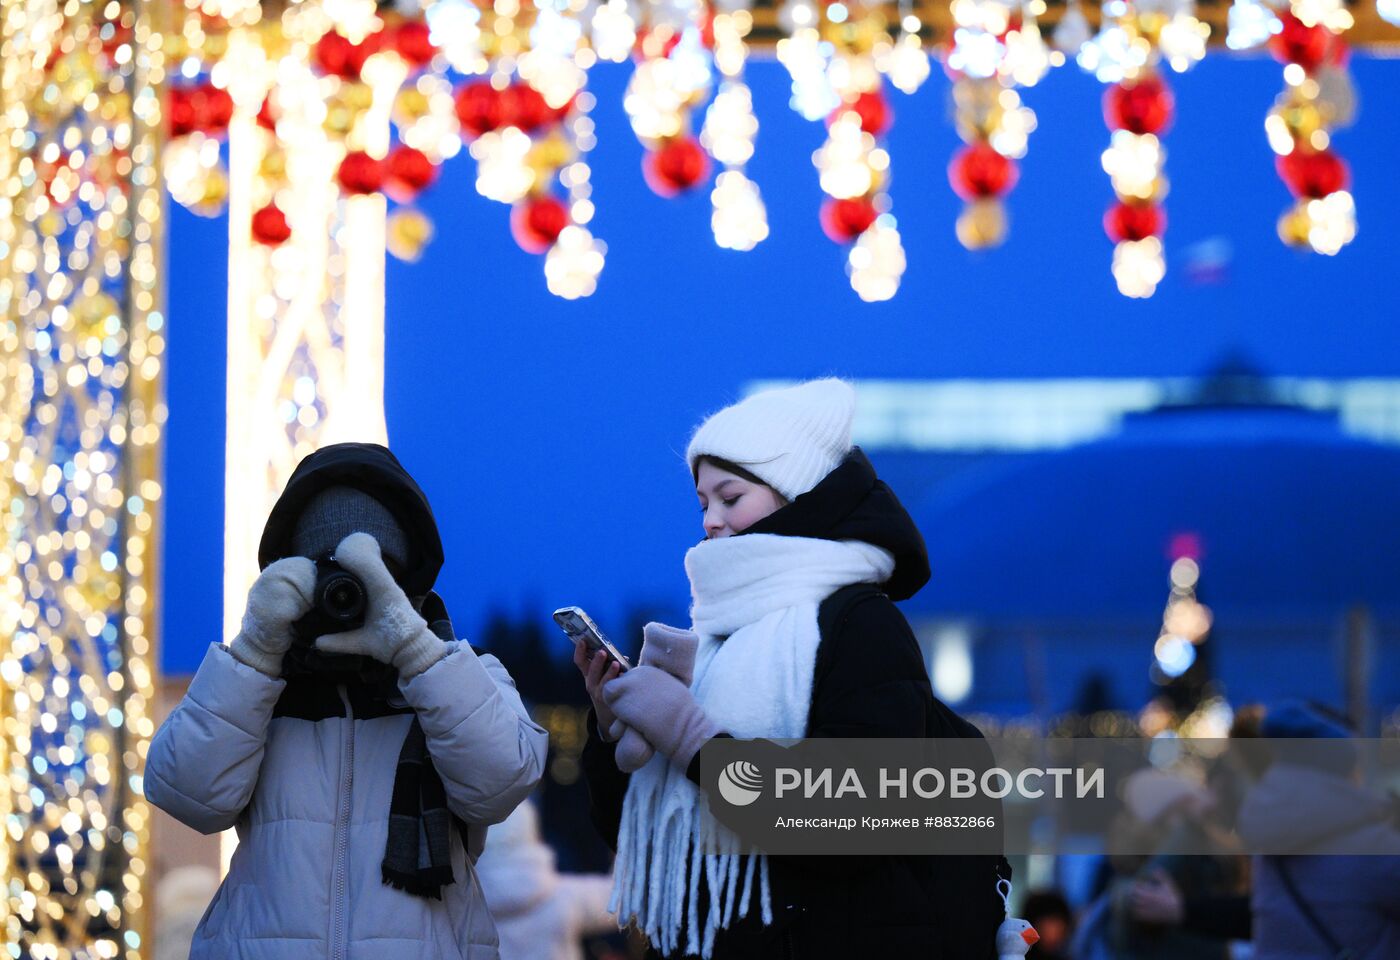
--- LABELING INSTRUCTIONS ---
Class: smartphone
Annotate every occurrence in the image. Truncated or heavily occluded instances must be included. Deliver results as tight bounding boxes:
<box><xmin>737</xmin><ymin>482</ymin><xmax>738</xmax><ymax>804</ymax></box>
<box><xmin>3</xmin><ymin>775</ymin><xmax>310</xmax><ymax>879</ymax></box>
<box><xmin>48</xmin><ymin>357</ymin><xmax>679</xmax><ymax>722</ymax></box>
<box><xmin>553</xmin><ymin>606</ymin><xmax>631</xmax><ymax>672</ymax></box>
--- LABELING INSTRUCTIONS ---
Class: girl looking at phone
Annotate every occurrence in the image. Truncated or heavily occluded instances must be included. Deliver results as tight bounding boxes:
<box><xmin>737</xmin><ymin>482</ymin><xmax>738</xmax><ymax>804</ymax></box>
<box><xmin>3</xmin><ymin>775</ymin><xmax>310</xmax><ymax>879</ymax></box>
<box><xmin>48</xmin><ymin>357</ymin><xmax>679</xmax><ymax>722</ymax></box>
<box><xmin>572</xmin><ymin>379</ymin><xmax>1008</xmax><ymax>960</ymax></box>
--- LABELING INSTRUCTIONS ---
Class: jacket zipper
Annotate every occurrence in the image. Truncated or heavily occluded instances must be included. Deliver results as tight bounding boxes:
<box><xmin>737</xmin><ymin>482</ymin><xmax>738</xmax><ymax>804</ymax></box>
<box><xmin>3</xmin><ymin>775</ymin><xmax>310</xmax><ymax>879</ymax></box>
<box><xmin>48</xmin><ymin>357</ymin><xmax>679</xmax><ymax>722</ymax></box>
<box><xmin>331</xmin><ymin>684</ymin><xmax>355</xmax><ymax>960</ymax></box>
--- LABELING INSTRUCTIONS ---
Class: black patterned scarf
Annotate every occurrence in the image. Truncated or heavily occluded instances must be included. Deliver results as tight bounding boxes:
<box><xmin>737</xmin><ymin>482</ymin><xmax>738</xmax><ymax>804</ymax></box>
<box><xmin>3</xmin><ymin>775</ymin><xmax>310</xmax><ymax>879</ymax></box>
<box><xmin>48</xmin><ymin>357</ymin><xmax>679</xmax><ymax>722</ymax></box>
<box><xmin>278</xmin><ymin>592</ymin><xmax>459</xmax><ymax>900</ymax></box>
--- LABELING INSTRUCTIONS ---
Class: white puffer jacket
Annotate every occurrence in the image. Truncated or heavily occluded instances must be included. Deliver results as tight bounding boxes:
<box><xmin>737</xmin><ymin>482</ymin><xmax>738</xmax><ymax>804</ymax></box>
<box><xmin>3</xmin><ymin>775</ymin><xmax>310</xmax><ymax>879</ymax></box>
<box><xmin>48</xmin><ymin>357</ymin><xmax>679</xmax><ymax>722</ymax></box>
<box><xmin>146</xmin><ymin>639</ymin><xmax>549</xmax><ymax>960</ymax></box>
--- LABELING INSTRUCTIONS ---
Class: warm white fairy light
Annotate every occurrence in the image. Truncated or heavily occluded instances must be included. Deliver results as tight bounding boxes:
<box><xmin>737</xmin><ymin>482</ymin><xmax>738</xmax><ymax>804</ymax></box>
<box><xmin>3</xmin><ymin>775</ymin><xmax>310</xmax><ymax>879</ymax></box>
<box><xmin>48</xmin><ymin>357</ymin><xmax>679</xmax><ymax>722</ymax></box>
<box><xmin>163</xmin><ymin>133</ymin><xmax>225</xmax><ymax>214</ymax></box>
<box><xmin>814</xmin><ymin>114</ymin><xmax>875</xmax><ymax>199</ymax></box>
<box><xmin>702</xmin><ymin>81</ymin><xmax>758</xmax><ymax>167</ymax></box>
<box><xmin>847</xmin><ymin>219</ymin><xmax>906</xmax><ymax>302</ymax></box>
<box><xmin>471</xmin><ymin>127</ymin><xmax>537</xmax><ymax>202</ymax></box>
<box><xmin>590</xmin><ymin>0</ymin><xmax>638</xmax><ymax>62</ymax></box>
<box><xmin>776</xmin><ymin>28</ymin><xmax>838</xmax><ymax>120</ymax></box>
<box><xmin>1227</xmin><ymin>0</ymin><xmax>1279</xmax><ymax>49</ymax></box>
<box><xmin>399</xmin><ymin>74</ymin><xmax>464</xmax><ymax>162</ymax></box>
<box><xmin>427</xmin><ymin>0</ymin><xmax>487</xmax><ymax>74</ymax></box>
<box><xmin>521</xmin><ymin>7</ymin><xmax>588</xmax><ymax>108</ymax></box>
<box><xmin>1002</xmin><ymin>18</ymin><xmax>1052</xmax><ymax>87</ymax></box>
<box><xmin>1158</xmin><ymin>13</ymin><xmax>1211</xmax><ymax>72</ymax></box>
<box><xmin>545</xmin><ymin>225</ymin><xmax>607</xmax><ymax>298</ymax></box>
<box><xmin>1112</xmin><ymin>236</ymin><xmax>1166</xmax><ymax>298</ymax></box>
<box><xmin>1101</xmin><ymin>130</ymin><xmax>1164</xmax><ymax>200</ymax></box>
<box><xmin>878</xmin><ymin>32</ymin><xmax>932</xmax><ymax>95</ymax></box>
<box><xmin>710</xmin><ymin>170</ymin><xmax>769</xmax><ymax>251</ymax></box>
<box><xmin>1291</xmin><ymin>0</ymin><xmax>1352</xmax><ymax>30</ymax></box>
<box><xmin>700</xmin><ymin>8</ymin><xmax>766</xmax><ymax>252</ymax></box>
<box><xmin>1305</xmin><ymin>190</ymin><xmax>1356</xmax><ymax>255</ymax></box>
<box><xmin>624</xmin><ymin>58</ymin><xmax>694</xmax><ymax>142</ymax></box>
<box><xmin>989</xmin><ymin>91</ymin><xmax>1039</xmax><ymax>159</ymax></box>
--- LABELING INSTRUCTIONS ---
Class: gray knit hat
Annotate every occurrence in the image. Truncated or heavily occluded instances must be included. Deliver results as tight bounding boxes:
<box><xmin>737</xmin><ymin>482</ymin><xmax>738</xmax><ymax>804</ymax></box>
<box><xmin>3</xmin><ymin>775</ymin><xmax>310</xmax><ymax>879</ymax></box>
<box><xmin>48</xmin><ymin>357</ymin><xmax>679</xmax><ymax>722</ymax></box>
<box><xmin>686</xmin><ymin>378</ymin><xmax>856</xmax><ymax>501</ymax></box>
<box><xmin>291</xmin><ymin>485</ymin><xmax>410</xmax><ymax>571</ymax></box>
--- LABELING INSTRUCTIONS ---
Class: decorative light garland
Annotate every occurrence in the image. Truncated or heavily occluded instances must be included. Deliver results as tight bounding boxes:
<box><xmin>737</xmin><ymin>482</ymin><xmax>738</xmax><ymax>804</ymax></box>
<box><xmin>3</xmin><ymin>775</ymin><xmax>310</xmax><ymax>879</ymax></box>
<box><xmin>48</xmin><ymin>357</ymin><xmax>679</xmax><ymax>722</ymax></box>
<box><xmin>1079</xmin><ymin>0</ymin><xmax>1207</xmax><ymax>298</ymax></box>
<box><xmin>943</xmin><ymin>0</ymin><xmax>1053</xmax><ymax>250</ymax></box>
<box><xmin>1</xmin><ymin>0</ymin><xmax>164</xmax><ymax>955</ymax></box>
<box><xmin>153</xmin><ymin>0</ymin><xmax>1398</xmax><ymax>302</ymax></box>
<box><xmin>1266</xmin><ymin>4</ymin><xmax>1357</xmax><ymax>254</ymax></box>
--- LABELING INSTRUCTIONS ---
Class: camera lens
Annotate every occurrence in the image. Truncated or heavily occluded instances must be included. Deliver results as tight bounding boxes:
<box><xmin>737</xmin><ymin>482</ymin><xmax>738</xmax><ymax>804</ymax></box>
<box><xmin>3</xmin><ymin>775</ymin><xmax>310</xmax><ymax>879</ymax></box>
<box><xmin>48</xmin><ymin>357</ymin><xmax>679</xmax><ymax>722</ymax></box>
<box><xmin>317</xmin><ymin>570</ymin><xmax>365</xmax><ymax>623</ymax></box>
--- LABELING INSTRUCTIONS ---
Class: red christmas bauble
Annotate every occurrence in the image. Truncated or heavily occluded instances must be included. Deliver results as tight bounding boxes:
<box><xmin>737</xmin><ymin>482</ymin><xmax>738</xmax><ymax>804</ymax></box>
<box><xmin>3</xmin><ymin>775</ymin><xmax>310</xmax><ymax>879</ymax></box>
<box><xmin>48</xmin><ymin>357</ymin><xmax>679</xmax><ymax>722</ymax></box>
<box><xmin>643</xmin><ymin>137</ymin><xmax>710</xmax><ymax>197</ymax></box>
<box><xmin>1276</xmin><ymin>148</ymin><xmax>1348</xmax><ymax>199</ymax></box>
<box><xmin>820</xmin><ymin>197</ymin><xmax>879</xmax><ymax>243</ymax></box>
<box><xmin>385</xmin><ymin>145</ymin><xmax>437</xmax><ymax>201</ymax></box>
<box><xmin>510</xmin><ymin>195</ymin><xmax>570</xmax><ymax>253</ymax></box>
<box><xmin>256</xmin><ymin>96</ymin><xmax>278</xmax><ymax>132</ymax></box>
<box><xmin>337</xmin><ymin>150</ymin><xmax>386</xmax><ymax>195</ymax></box>
<box><xmin>168</xmin><ymin>88</ymin><xmax>196</xmax><ymax>137</ymax></box>
<box><xmin>315</xmin><ymin>29</ymin><xmax>382</xmax><ymax>79</ymax></box>
<box><xmin>1104</xmin><ymin>76</ymin><xmax>1174</xmax><ymax>135</ymax></box>
<box><xmin>1270</xmin><ymin>12</ymin><xmax>1331</xmax><ymax>72</ymax></box>
<box><xmin>251</xmin><ymin>202</ymin><xmax>292</xmax><ymax>246</ymax></box>
<box><xmin>949</xmin><ymin>143</ymin><xmax>1018</xmax><ymax>200</ymax></box>
<box><xmin>501</xmin><ymin>84</ymin><xmax>552</xmax><ymax>134</ymax></box>
<box><xmin>454</xmin><ymin>81</ymin><xmax>503</xmax><ymax>138</ymax></box>
<box><xmin>1104</xmin><ymin>201</ymin><xmax>1165</xmax><ymax>242</ymax></box>
<box><xmin>392</xmin><ymin>20</ymin><xmax>436</xmax><ymax>68</ymax></box>
<box><xmin>314</xmin><ymin>31</ymin><xmax>355</xmax><ymax>78</ymax></box>
<box><xmin>827</xmin><ymin>89</ymin><xmax>892</xmax><ymax>136</ymax></box>
<box><xmin>197</xmin><ymin>84</ymin><xmax>234</xmax><ymax>132</ymax></box>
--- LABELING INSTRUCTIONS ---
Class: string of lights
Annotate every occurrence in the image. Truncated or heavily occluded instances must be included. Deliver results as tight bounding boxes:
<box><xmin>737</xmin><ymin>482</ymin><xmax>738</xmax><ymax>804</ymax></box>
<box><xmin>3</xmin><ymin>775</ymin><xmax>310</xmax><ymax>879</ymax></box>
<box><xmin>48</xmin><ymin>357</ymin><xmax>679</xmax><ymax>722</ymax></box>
<box><xmin>1</xmin><ymin>0</ymin><xmax>165</xmax><ymax>955</ymax></box>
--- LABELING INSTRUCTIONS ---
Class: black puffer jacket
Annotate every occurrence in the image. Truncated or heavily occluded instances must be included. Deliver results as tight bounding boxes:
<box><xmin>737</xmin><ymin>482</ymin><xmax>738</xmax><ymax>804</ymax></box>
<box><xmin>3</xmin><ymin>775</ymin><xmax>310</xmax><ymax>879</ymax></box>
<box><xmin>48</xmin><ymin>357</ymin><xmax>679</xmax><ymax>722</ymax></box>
<box><xmin>581</xmin><ymin>449</ymin><xmax>1008</xmax><ymax>960</ymax></box>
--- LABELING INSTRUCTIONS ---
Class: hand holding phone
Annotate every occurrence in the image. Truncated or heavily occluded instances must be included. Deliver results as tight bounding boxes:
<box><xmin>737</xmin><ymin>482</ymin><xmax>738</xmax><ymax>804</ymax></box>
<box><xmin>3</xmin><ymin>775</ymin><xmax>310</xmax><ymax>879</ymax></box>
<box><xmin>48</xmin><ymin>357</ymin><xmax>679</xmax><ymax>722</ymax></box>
<box><xmin>553</xmin><ymin>606</ymin><xmax>632</xmax><ymax>672</ymax></box>
<box><xmin>557</xmin><ymin>607</ymin><xmax>629</xmax><ymax>741</ymax></box>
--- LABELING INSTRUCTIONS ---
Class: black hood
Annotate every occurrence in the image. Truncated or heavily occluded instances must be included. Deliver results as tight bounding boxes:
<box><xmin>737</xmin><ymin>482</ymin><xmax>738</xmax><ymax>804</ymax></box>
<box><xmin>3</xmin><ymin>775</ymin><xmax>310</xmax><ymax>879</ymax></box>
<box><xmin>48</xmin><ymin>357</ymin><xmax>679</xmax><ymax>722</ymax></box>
<box><xmin>258</xmin><ymin>442</ymin><xmax>444</xmax><ymax>597</ymax></box>
<box><xmin>740</xmin><ymin>447</ymin><xmax>931</xmax><ymax>601</ymax></box>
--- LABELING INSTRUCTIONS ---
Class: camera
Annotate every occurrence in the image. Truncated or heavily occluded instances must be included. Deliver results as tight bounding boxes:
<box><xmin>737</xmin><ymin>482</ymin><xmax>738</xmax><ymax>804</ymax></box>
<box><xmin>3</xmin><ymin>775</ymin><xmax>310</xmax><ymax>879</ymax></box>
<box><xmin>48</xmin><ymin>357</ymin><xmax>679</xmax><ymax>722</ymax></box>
<box><xmin>294</xmin><ymin>557</ymin><xmax>366</xmax><ymax>640</ymax></box>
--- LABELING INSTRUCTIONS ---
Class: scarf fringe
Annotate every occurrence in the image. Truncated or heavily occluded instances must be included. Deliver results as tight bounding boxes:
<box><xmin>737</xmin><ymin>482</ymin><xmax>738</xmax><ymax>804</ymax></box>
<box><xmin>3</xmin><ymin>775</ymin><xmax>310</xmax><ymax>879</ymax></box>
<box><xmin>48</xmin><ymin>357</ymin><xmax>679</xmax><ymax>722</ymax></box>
<box><xmin>609</xmin><ymin>769</ymin><xmax>767</xmax><ymax>960</ymax></box>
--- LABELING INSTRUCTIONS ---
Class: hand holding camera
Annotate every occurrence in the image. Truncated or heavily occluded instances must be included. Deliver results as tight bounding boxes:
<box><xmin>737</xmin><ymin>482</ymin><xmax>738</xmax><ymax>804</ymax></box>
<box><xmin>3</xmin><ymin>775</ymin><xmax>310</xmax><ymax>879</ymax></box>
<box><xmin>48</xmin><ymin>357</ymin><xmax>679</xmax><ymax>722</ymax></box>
<box><xmin>311</xmin><ymin>532</ymin><xmax>446</xmax><ymax>679</ymax></box>
<box><xmin>228</xmin><ymin>556</ymin><xmax>318</xmax><ymax>677</ymax></box>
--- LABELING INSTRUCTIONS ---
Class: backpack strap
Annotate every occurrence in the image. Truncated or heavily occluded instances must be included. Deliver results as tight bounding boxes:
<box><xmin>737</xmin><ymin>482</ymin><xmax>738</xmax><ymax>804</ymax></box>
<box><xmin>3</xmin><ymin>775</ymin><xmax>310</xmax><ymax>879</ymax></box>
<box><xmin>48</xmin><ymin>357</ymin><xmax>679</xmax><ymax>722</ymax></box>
<box><xmin>816</xmin><ymin>582</ymin><xmax>887</xmax><ymax>649</ymax></box>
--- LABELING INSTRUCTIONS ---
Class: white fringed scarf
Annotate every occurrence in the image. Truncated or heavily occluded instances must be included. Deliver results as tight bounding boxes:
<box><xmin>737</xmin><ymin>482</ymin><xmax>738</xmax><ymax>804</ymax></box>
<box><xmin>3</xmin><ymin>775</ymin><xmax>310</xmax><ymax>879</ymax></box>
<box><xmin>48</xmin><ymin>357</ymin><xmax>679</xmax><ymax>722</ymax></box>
<box><xmin>608</xmin><ymin>534</ymin><xmax>895</xmax><ymax>959</ymax></box>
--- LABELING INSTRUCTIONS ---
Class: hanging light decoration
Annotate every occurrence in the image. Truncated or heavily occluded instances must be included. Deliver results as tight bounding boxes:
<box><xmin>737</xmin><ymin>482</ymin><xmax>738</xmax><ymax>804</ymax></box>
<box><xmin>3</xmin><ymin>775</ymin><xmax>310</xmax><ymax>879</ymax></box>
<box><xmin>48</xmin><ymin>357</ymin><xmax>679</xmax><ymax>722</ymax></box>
<box><xmin>778</xmin><ymin>0</ymin><xmax>930</xmax><ymax>301</ymax></box>
<box><xmin>943</xmin><ymin>0</ymin><xmax>1055</xmax><ymax>250</ymax></box>
<box><xmin>704</xmin><ymin>6</ymin><xmax>769</xmax><ymax>251</ymax></box>
<box><xmin>1075</xmin><ymin>0</ymin><xmax>1207</xmax><ymax>298</ymax></box>
<box><xmin>1265</xmin><ymin>6</ymin><xmax>1357</xmax><ymax>254</ymax></box>
<box><xmin>624</xmin><ymin>0</ymin><xmax>716</xmax><ymax>201</ymax></box>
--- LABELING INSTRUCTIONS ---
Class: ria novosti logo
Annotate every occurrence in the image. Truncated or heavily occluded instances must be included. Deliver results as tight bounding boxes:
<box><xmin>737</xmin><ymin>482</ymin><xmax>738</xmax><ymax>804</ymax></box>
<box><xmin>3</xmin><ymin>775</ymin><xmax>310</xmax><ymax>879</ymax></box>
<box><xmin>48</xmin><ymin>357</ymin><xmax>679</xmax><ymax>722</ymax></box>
<box><xmin>717</xmin><ymin>760</ymin><xmax>764</xmax><ymax>806</ymax></box>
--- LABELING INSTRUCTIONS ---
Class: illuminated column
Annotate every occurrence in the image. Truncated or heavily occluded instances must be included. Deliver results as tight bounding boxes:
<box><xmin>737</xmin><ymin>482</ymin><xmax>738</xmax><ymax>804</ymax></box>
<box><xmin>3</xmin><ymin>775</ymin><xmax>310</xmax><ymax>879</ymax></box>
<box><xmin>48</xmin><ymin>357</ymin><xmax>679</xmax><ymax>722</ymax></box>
<box><xmin>0</xmin><ymin>0</ymin><xmax>165</xmax><ymax>956</ymax></box>
<box><xmin>219</xmin><ymin>6</ymin><xmax>394</xmax><ymax>649</ymax></box>
<box><xmin>216</xmin><ymin>4</ymin><xmax>395</xmax><ymax>867</ymax></box>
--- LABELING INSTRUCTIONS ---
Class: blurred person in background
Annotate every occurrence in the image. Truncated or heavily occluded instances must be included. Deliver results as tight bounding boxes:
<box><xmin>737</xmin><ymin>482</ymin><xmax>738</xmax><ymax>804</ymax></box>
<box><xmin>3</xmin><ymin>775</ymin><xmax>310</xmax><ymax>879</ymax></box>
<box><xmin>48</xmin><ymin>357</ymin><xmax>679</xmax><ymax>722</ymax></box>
<box><xmin>572</xmin><ymin>379</ymin><xmax>1009</xmax><ymax>959</ymax></box>
<box><xmin>1074</xmin><ymin>767</ymin><xmax>1243</xmax><ymax>960</ymax></box>
<box><xmin>1123</xmin><ymin>704</ymin><xmax>1266</xmax><ymax>949</ymax></box>
<box><xmin>1237</xmin><ymin>702</ymin><xmax>1400</xmax><ymax>960</ymax></box>
<box><xmin>475</xmin><ymin>800</ymin><xmax>619</xmax><ymax>960</ymax></box>
<box><xmin>1020</xmin><ymin>889</ymin><xmax>1074</xmax><ymax>960</ymax></box>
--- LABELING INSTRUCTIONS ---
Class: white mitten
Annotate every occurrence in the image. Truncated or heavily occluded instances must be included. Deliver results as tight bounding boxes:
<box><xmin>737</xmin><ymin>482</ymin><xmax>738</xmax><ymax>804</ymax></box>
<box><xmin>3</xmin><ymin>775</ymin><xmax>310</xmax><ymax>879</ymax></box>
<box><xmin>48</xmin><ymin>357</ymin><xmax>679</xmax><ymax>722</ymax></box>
<box><xmin>613</xmin><ymin>623</ymin><xmax>699</xmax><ymax>772</ymax></box>
<box><xmin>311</xmin><ymin>532</ymin><xmax>446</xmax><ymax>679</ymax></box>
<box><xmin>227</xmin><ymin>557</ymin><xmax>318</xmax><ymax>677</ymax></box>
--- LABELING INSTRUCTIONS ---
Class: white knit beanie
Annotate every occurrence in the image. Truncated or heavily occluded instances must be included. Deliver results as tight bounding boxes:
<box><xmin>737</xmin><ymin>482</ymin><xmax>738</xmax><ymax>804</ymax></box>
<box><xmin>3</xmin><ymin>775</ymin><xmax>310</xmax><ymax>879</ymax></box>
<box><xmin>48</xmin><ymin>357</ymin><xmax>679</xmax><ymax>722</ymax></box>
<box><xmin>686</xmin><ymin>378</ymin><xmax>856</xmax><ymax>501</ymax></box>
